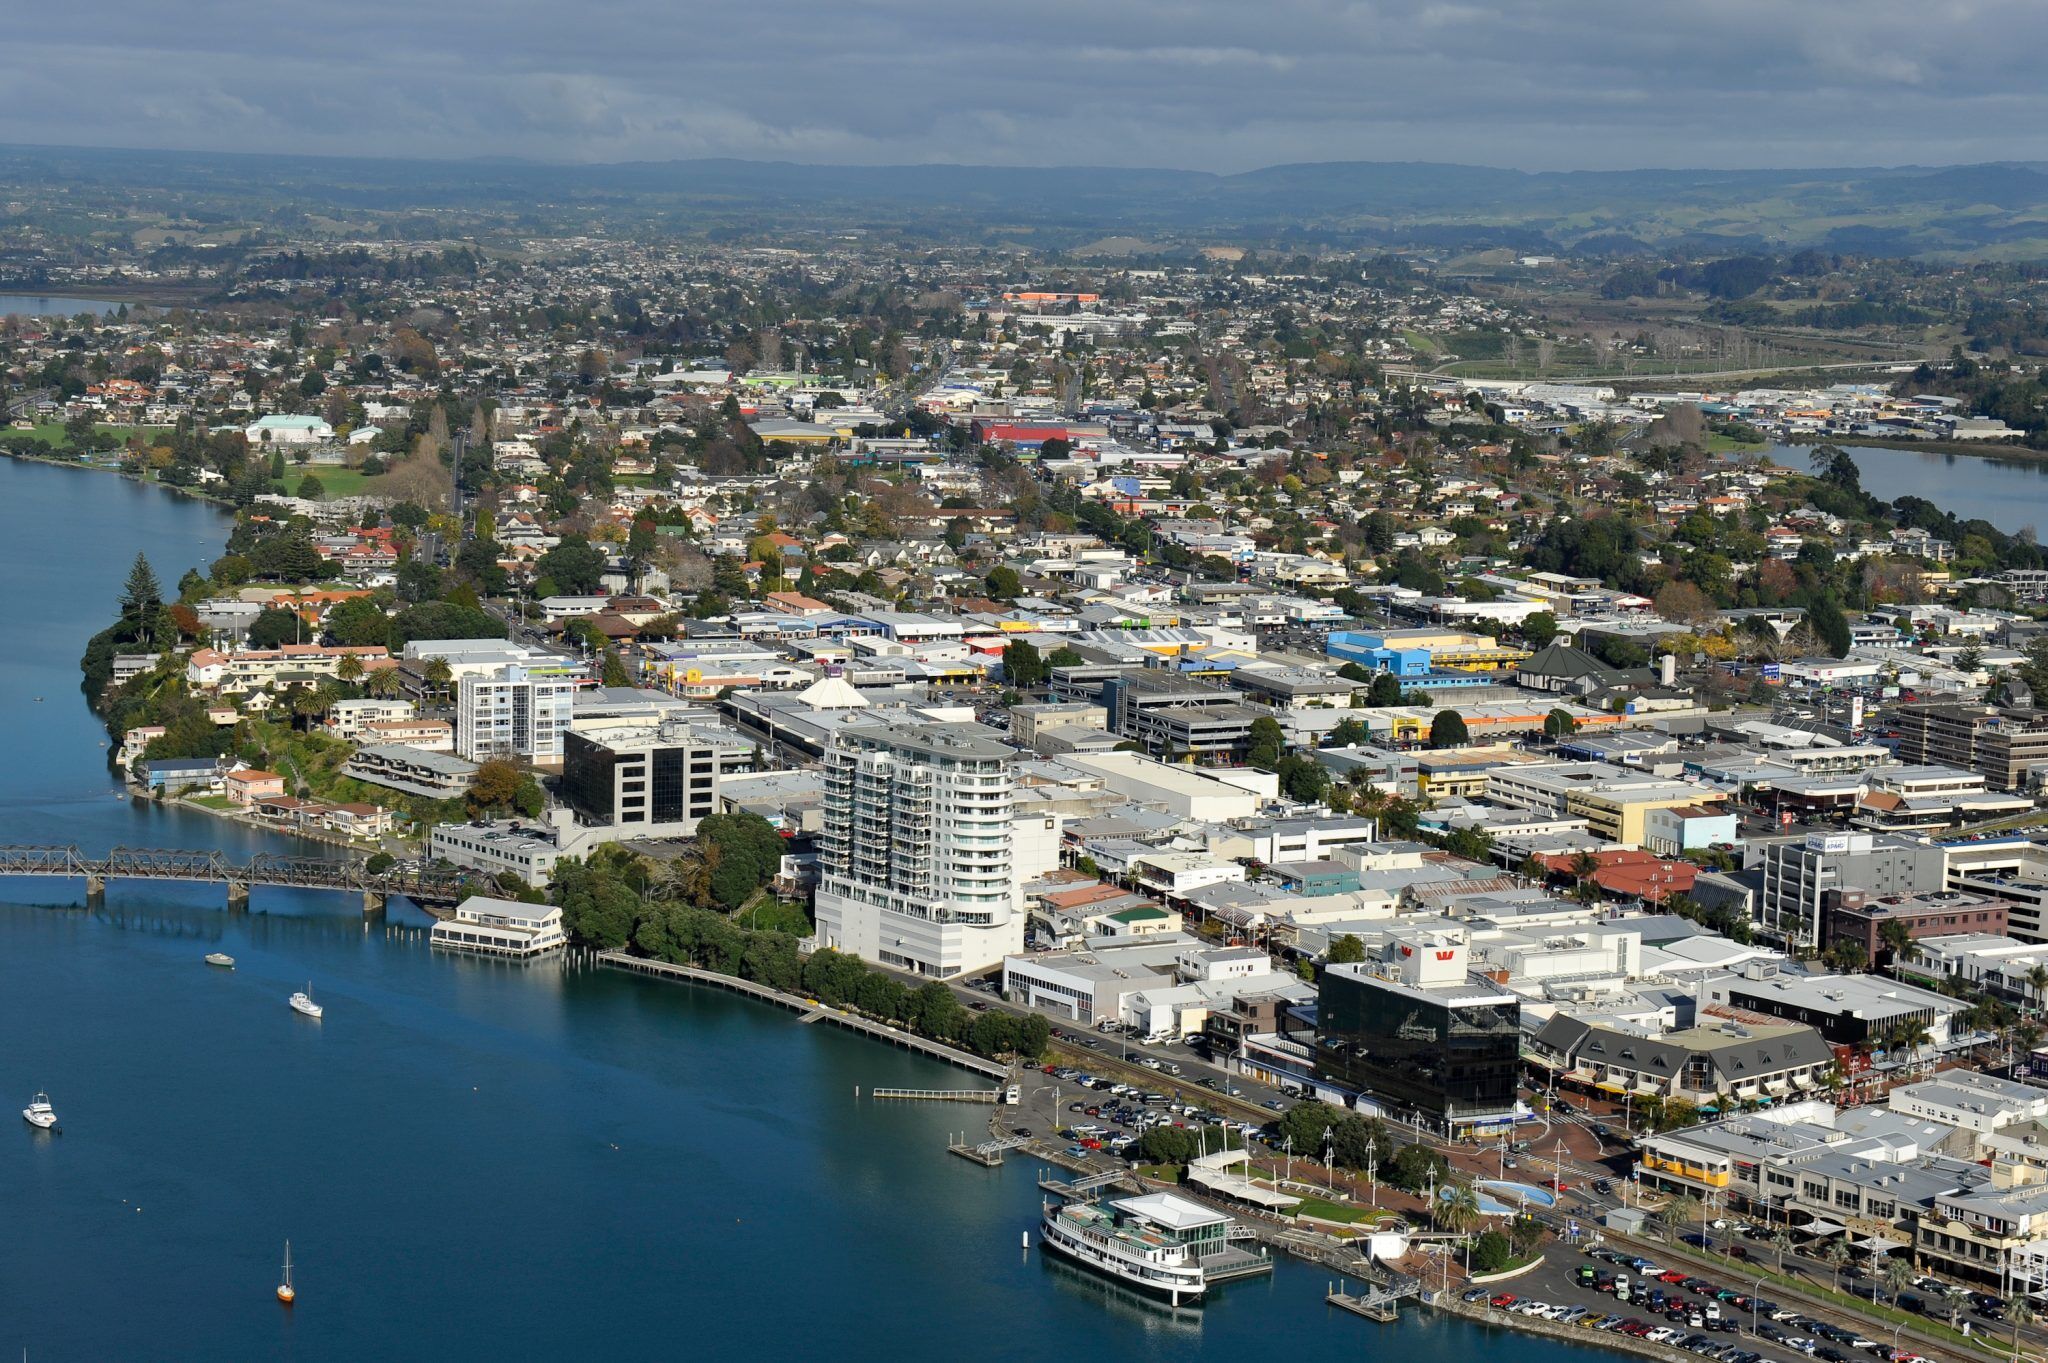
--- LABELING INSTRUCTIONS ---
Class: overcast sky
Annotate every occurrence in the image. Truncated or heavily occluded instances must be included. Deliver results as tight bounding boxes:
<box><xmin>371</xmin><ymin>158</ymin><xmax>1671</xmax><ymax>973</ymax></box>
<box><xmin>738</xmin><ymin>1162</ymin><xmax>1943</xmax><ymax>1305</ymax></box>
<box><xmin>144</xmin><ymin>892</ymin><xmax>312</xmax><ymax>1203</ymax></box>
<box><xmin>10</xmin><ymin>0</ymin><xmax>2045</xmax><ymax>172</ymax></box>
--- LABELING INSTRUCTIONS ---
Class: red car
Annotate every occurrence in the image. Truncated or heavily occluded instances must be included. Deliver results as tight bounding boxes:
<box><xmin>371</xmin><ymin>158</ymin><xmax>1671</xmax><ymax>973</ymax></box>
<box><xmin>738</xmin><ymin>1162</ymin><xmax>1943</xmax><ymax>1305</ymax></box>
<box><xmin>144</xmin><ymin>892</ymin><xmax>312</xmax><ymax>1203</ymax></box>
<box><xmin>1659</xmin><ymin>1271</ymin><xmax>1687</xmax><ymax>1285</ymax></box>
<box><xmin>1490</xmin><ymin>1294</ymin><xmax>1518</xmax><ymax>1309</ymax></box>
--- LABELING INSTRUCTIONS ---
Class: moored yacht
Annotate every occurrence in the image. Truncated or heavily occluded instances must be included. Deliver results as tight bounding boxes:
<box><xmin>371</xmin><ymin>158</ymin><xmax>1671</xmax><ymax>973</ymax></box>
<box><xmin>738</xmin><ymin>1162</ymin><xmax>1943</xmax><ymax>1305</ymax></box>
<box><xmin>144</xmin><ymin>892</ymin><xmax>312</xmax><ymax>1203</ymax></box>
<box><xmin>288</xmin><ymin>984</ymin><xmax>323</xmax><ymax>1019</ymax></box>
<box><xmin>22</xmin><ymin>1092</ymin><xmax>56</xmax><ymax>1129</ymax></box>
<box><xmin>205</xmin><ymin>952</ymin><xmax>235</xmax><ymax>968</ymax></box>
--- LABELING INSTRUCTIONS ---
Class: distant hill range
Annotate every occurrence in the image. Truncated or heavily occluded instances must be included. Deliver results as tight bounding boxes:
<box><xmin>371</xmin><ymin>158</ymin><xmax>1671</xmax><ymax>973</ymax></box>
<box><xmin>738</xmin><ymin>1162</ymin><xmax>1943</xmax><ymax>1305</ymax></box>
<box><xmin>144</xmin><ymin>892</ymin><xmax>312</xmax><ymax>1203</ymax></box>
<box><xmin>9</xmin><ymin>142</ymin><xmax>2048</xmax><ymax>257</ymax></box>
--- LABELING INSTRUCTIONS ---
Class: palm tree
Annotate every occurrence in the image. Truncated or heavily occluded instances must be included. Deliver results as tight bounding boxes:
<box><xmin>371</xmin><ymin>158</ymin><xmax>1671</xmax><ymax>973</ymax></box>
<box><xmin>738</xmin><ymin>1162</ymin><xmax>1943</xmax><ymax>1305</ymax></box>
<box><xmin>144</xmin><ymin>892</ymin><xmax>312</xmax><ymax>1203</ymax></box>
<box><xmin>364</xmin><ymin>665</ymin><xmax>402</xmax><ymax>699</ymax></box>
<box><xmin>1567</xmin><ymin>849</ymin><xmax>1605</xmax><ymax>903</ymax></box>
<box><xmin>1879</xmin><ymin>1255</ymin><xmax>1914</xmax><ymax>1307</ymax></box>
<box><xmin>1891</xmin><ymin>1017</ymin><xmax>1933</xmax><ymax>1080</ymax></box>
<box><xmin>1435</xmin><ymin>1182</ymin><xmax>1483</xmax><ymax>1240</ymax></box>
<box><xmin>336</xmin><ymin>653</ymin><xmax>364</xmax><ymax>687</ymax></box>
<box><xmin>2007</xmin><ymin>1292</ymin><xmax>2034</xmax><ymax>1363</ymax></box>
<box><xmin>2028</xmin><ymin>964</ymin><xmax>2048</xmax><ymax>1021</ymax></box>
<box><xmin>423</xmin><ymin>657</ymin><xmax>453</xmax><ymax>700</ymax></box>
<box><xmin>1659</xmin><ymin>1192</ymin><xmax>1703</xmax><ymax>1242</ymax></box>
<box><xmin>288</xmin><ymin>686</ymin><xmax>329</xmax><ymax>732</ymax></box>
<box><xmin>1768</xmin><ymin>1227</ymin><xmax>1792</xmax><ymax>1273</ymax></box>
<box><xmin>1819</xmin><ymin>1239</ymin><xmax>1851</xmax><ymax>1292</ymax></box>
<box><xmin>1879</xmin><ymin>919</ymin><xmax>1914</xmax><ymax>975</ymax></box>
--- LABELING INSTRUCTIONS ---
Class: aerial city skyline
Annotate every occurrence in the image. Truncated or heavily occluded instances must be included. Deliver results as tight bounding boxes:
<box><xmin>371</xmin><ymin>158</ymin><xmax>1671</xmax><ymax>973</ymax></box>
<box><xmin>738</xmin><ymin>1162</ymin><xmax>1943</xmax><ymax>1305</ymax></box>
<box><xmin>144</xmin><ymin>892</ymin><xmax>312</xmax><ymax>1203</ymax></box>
<box><xmin>7</xmin><ymin>2</ymin><xmax>2048</xmax><ymax>1359</ymax></box>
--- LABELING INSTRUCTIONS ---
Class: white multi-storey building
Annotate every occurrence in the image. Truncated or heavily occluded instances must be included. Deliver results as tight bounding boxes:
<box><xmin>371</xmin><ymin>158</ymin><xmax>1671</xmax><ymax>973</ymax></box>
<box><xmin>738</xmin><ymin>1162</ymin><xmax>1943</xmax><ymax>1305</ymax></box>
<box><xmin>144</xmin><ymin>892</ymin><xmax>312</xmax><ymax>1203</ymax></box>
<box><xmin>456</xmin><ymin>664</ymin><xmax>578</xmax><ymax>764</ymax></box>
<box><xmin>814</xmin><ymin>719</ymin><xmax>1023</xmax><ymax>977</ymax></box>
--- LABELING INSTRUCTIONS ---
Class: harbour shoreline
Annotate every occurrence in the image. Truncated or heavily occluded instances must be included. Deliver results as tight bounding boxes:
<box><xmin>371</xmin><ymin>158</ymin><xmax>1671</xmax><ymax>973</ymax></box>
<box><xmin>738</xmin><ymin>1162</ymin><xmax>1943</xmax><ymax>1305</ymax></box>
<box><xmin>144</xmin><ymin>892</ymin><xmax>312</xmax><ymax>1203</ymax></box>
<box><xmin>0</xmin><ymin>449</ymin><xmax>237</xmax><ymax>509</ymax></box>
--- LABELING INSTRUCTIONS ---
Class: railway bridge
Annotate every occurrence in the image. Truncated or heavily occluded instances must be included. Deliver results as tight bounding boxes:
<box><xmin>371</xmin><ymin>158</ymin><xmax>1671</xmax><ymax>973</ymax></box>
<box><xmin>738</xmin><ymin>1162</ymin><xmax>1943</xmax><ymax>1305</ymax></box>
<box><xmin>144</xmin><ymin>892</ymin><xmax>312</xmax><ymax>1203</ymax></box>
<box><xmin>0</xmin><ymin>844</ymin><xmax>487</xmax><ymax>913</ymax></box>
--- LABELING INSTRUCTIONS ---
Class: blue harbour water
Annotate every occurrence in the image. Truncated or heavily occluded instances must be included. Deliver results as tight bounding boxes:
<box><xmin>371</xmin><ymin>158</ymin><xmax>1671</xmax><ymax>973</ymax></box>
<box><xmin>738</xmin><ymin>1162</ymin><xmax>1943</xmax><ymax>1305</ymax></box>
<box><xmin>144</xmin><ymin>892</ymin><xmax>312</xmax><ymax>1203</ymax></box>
<box><xmin>0</xmin><ymin>457</ymin><xmax>1607</xmax><ymax>1361</ymax></box>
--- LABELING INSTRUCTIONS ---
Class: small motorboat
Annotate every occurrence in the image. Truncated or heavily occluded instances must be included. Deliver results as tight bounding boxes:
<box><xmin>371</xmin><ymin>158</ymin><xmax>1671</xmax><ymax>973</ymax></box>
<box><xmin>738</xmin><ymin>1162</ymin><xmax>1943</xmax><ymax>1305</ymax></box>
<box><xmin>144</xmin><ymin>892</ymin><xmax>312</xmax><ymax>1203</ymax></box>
<box><xmin>289</xmin><ymin>985</ymin><xmax>323</xmax><ymax>1019</ymax></box>
<box><xmin>277</xmin><ymin>1240</ymin><xmax>296</xmax><ymax>1305</ymax></box>
<box><xmin>22</xmin><ymin>1092</ymin><xmax>56</xmax><ymax>1129</ymax></box>
<box><xmin>205</xmin><ymin>952</ymin><xmax>236</xmax><ymax>969</ymax></box>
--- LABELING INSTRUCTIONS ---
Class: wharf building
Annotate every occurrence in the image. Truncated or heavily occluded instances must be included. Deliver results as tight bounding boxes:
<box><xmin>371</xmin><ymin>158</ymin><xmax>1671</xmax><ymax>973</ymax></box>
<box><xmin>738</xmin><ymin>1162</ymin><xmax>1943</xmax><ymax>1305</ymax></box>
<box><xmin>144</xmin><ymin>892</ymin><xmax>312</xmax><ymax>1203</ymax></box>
<box><xmin>813</xmin><ymin>718</ymin><xmax>1024</xmax><ymax>978</ymax></box>
<box><xmin>430</xmin><ymin>896</ymin><xmax>568</xmax><ymax>958</ymax></box>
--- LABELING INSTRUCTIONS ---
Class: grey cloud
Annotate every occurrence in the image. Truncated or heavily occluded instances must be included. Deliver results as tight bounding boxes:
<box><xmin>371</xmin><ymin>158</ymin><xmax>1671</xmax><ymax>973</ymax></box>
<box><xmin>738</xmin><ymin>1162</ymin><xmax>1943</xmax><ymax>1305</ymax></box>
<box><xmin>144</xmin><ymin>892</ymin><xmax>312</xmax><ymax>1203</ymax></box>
<box><xmin>8</xmin><ymin>1</ymin><xmax>2048</xmax><ymax>170</ymax></box>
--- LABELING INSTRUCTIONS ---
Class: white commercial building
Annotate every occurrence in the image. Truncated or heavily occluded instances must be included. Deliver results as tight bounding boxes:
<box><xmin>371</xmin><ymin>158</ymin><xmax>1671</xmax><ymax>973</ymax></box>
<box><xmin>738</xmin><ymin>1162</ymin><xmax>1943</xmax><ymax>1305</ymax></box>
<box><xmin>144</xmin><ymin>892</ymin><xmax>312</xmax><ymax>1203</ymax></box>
<box><xmin>457</xmin><ymin>664</ymin><xmax>578</xmax><ymax>764</ymax></box>
<box><xmin>429</xmin><ymin>821</ymin><xmax>566</xmax><ymax>888</ymax></box>
<box><xmin>813</xmin><ymin>719</ymin><xmax>1025</xmax><ymax>978</ymax></box>
<box><xmin>430</xmin><ymin>896</ymin><xmax>567</xmax><ymax>958</ymax></box>
<box><xmin>1054</xmin><ymin>750</ymin><xmax>1265</xmax><ymax>821</ymax></box>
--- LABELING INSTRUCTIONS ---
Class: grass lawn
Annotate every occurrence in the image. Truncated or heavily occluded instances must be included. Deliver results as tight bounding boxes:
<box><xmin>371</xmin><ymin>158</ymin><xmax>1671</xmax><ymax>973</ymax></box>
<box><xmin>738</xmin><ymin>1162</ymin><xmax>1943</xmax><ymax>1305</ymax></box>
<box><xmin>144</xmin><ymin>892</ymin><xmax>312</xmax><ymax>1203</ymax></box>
<box><xmin>184</xmin><ymin>794</ymin><xmax>236</xmax><ymax>811</ymax></box>
<box><xmin>1134</xmin><ymin>1164</ymin><xmax>1183</xmax><ymax>1184</ymax></box>
<box><xmin>1291</xmin><ymin>1196</ymin><xmax>1375</xmax><ymax>1224</ymax></box>
<box><xmin>1707</xmin><ymin>433</ymin><xmax>1768</xmax><ymax>453</ymax></box>
<box><xmin>290</xmin><ymin>465</ymin><xmax>388</xmax><ymax>498</ymax></box>
<box><xmin>24</xmin><ymin>421</ymin><xmax>147</xmax><ymax>450</ymax></box>
<box><xmin>733</xmin><ymin>896</ymin><xmax>813</xmax><ymax>936</ymax></box>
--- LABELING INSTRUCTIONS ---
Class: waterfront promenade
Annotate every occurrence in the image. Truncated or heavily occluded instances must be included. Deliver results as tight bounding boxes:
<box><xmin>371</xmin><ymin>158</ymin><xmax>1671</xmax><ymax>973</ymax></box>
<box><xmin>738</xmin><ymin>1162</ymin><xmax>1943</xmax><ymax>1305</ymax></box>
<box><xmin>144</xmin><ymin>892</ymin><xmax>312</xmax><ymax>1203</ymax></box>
<box><xmin>596</xmin><ymin>950</ymin><xmax>1011</xmax><ymax>1080</ymax></box>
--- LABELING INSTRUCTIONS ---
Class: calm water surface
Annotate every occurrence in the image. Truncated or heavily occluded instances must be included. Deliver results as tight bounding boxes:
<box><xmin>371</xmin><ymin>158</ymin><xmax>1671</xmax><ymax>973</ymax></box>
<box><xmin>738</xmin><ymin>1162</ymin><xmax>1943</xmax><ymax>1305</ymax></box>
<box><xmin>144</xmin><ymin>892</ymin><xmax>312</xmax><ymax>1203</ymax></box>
<box><xmin>0</xmin><ymin>294</ymin><xmax>128</xmax><ymax>318</ymax></box>
<box><xmin>0</xmin><ymin>457</ymin><xmax>1603</xmax><ymax>1362</ymax></box>
<box><xmin>1758</xmin><ymin>442</ymin><xmax>2048</xmax><ymax>536</ymax></box>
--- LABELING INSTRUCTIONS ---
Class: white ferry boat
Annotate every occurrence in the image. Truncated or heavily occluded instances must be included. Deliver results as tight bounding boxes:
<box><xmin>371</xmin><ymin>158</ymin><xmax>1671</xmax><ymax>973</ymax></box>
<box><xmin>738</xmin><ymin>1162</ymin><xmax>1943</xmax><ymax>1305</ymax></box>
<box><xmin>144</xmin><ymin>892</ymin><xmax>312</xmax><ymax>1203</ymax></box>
<box><xmin>1038</xmin><ymin>1198</ymin><xmax>1206</xmax><ymax>1304</ymax></box>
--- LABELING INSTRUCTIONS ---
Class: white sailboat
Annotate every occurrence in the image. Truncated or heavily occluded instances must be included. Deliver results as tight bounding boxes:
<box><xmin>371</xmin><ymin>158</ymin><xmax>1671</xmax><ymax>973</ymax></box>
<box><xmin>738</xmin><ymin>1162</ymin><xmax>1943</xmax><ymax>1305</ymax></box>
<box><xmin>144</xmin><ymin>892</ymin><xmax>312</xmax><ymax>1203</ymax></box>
<box><xmin>277</xmin><ymin>1240</ymin><xmax>296</xmax><ymax>1304</ymax></box>
<box><xmin>288</xmin><ymin>984</ymin><xmax>323</xmax><ymax>1019</ymax></box>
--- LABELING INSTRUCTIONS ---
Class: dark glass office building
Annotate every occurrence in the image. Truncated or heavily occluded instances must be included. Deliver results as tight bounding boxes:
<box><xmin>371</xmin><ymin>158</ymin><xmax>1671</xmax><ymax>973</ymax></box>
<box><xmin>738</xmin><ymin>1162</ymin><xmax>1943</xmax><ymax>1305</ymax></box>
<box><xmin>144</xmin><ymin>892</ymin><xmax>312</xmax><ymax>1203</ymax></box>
<box><xmin>1314</xmin><ymin>965</ymin><xmax>1521</xmax><ymax>1130</ymax></box>
<box><xmin>561</xmin><ymin>728</ymin><xmax>737</xmax><ymax>831</ymax></box>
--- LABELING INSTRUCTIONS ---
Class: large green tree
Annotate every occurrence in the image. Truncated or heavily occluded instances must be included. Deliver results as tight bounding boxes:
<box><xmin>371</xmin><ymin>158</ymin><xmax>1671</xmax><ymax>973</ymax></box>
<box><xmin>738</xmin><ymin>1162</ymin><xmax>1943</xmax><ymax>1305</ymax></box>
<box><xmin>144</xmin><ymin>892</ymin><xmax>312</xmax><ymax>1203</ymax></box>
<box><xmin>1248</xmin><ymin>715</ymin><xmax>1285</xmax><ymax>770</ymax></box>
<box><xmin>1003</xmin><ymin>639</ymin><xmax>1044</xmax><ymax>688</ymax></box>
<box><xmin>1428</xmin><ymin>709</ymin><xmax>1470</xmax><ymax>748</ymax></box>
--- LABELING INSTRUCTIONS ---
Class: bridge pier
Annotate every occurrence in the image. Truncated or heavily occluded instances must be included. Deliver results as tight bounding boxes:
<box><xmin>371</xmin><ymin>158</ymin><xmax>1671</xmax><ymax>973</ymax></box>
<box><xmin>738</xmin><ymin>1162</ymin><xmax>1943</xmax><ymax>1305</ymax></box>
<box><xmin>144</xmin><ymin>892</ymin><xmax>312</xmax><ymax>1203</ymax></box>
<box><xmin>363</xmin><ymin>889</ymin><xmax>386</xmax><ymax>915</ymax></box>
<box><xmin>226</xmin><ymin>880</ymin><xmax>249</xmax><ymax>913</ymax></box>
<box><xmin>85</xmin><ymin>872</ymin><xmax>105</xmax><ymax>907</ymax></box>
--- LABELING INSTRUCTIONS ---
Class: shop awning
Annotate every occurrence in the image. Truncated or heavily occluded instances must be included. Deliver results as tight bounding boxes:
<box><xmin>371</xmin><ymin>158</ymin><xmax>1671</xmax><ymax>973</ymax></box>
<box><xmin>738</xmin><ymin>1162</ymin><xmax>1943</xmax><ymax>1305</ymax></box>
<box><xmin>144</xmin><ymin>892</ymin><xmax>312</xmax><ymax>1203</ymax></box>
<box><xmin>1635</xmin><ymin>1081</ymin><xmax>1663</xmax><ymax>1096</ymax></box>
<box><xmin>1595</xmin><ymin>1080</ymin><xmax>1627</xmax><ymax>1094</ymax></box>
<box><xmin>1765</xmin><ymin>1079</ymin><xmax>1791</xmax><ymax>1095</ymax></box>
<box><xmin>1567</xmin><ymin>1067</ymin><xmax>1597</xmax><ymax>1082</ymax></box>
<box><xmin>1791</xmin><ymin>1073</ymin><xmax>1815</xmax><ymax>1089</ymax></box>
